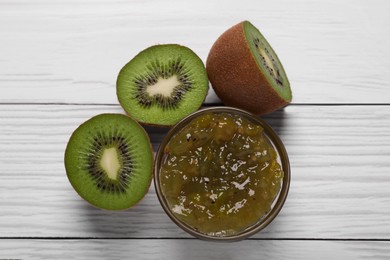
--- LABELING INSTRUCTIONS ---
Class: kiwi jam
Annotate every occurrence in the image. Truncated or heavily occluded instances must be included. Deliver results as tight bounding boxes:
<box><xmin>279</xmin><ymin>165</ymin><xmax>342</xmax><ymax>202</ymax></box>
<box><xmin>159</xmin><ymin>112</ymin><xmax>284</xmax><ymax>236</ymax></box>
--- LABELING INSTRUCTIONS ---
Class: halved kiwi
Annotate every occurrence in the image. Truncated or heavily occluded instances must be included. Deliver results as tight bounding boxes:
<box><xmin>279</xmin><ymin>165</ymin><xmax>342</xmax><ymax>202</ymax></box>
<box><xmin>64</xmin><ymin>114</ymin><xmax>153</xmax><ymax>210</ymax></box>
<box><xmin>117</xmin><ymin>44</ymin><xmax>209</xmax><ymax>126</ymax></box>
<box><xmin>206</xmin><ymin>21</ymin><xmax>292</xmax><ymax>115</ymax></box>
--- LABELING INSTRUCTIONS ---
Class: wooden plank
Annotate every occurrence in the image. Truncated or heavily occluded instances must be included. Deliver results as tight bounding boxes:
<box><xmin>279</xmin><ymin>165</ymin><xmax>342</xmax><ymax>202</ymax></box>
<box><xmin>0</xmin><ymin>104</ymin><xmax>389</xmax><ymax>239</ymax></box>
<box><xmin>0</xmin><ymin>239</ymin><xmax>389</xmax><ymax>260</ymax></box>
<box><xmin>1</xmin><ymin>0</ymin><xmax>390</xmax><ymax>104</ymax></box>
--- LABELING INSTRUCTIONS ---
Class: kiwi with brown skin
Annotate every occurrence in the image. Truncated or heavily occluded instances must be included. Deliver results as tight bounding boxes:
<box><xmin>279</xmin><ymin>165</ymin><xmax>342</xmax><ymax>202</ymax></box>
<box><xmin>206</xmin><ymin>21</ymin><xmax>292</xmax><ymax>115</ymax></box>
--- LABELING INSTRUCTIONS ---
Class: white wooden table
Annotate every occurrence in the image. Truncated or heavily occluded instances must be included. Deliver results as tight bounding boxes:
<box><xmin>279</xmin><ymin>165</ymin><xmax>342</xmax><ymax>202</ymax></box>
<box><xmin>1</xmin><ymin>0</ymin><xmax>390</xmax><ymax>259</ymax></box>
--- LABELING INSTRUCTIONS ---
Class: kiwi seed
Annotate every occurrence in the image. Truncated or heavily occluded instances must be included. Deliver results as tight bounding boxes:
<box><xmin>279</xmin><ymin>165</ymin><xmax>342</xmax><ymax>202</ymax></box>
<box><xmin>134</xmin><ymin>58</ymin><xmax>192</xmax><ymax>110</ymax></box>
<box><xmin>253</xmin><ymin>37</ymin><xmax>284</xmax><ymax>86</ymax></box>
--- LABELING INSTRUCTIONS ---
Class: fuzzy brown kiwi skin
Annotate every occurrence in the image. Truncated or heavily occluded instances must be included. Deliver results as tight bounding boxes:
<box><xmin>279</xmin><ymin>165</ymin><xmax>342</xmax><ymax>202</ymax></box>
<box><xmin>206</xmin><ymin>21</ymin><xmax>290</xmax><ymax>115</ymax></box>
<box><xmin>64</xmin><ymin>114</ymin><xmax>154</xmax><ymax>211</ymax></box>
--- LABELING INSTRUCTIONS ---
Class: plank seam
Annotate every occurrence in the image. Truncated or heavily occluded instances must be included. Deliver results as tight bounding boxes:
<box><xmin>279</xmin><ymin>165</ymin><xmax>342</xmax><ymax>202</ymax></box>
<box><xmin>0</xmin><ymin>103</ymin><xmax>390</xmax><ymax>106</ymax></box>
<box><xmin>0</xmin><ymin>237</ymin><xmax>389</xmax><ymax>241</ymax></box>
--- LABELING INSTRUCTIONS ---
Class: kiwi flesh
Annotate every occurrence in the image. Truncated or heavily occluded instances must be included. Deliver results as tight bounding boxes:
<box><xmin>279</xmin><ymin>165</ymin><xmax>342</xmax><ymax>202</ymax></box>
<box><xmin>206</xmin><ymin>21</ymin><xmax>292</xmax><ymax>115</ymax></box>
<box><xmin>64</xmin><ymin>114</ymin><xmax>153</xmax><ymax>210</ymax></box>
<box><xmin>117</xmin><ymin>44</ymin><xmax>209</xmax><ymax>126</ymax></box>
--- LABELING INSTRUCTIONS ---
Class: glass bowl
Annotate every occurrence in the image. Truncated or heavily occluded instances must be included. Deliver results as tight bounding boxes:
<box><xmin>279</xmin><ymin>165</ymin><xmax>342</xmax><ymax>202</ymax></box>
<box><xmin>154</xmin><ymin>106</ymin><xmax>290</xmax><ymax>241</ymax></box>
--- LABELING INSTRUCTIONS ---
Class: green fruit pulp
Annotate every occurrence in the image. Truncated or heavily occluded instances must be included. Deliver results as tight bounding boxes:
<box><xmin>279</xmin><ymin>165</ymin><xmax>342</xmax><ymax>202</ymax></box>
<box><xmin>65</xmin><ymin>114</ymin><xmax>153</xmax><ymax>210</ymax></box>
<box><xmin>117</xmin><ymin>44</ymin><xmax>209</xmax><ymax>126</ymax></box>
<box><xmin>243</xmin><ymin>21</ymin><xmax>292</xmax><ymax>101</ymax></box>
<box><xmin>160</xmin><ymin>112</ymin><xmax>284</xmax><ymax>236</ymax></box>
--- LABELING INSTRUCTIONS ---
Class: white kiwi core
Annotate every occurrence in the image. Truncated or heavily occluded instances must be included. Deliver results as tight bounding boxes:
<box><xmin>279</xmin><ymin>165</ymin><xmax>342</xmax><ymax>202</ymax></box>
<box><xmin>146</xmin><ymin>75</ymin><xmax>181</xmax><ymax>97</ymax></box>
<box><xmin>100</xmin><ymin>147</ymin><xmax>121</xmax><ymax>180</ymax></box>
<box><xmin>259</xmin><ymin>48</ymin><xmax>277</xmax><ymax>78</ymax></box>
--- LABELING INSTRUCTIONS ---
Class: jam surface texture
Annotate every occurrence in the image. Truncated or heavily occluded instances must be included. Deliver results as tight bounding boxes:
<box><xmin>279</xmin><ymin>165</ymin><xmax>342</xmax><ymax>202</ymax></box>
<box><xmin>160</xmin><ymin>112</ymin><xmax>283</xmax><ymax>236</ymax></box>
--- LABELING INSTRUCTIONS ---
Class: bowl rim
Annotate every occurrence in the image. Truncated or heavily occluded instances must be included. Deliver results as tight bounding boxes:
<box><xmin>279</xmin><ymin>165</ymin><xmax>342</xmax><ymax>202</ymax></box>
<box><xmin>154</xmin><ymin>106</ymin><xmax>290</xmax><ymax>241</ymax></box>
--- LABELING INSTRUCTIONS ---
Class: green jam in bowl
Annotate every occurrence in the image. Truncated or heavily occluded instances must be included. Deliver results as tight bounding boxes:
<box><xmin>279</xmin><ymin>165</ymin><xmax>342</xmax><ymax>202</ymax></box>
<box><xmin>155</xmin><ymin>107</ymin><xmax>290</xmax><ymax>240</ymax></box>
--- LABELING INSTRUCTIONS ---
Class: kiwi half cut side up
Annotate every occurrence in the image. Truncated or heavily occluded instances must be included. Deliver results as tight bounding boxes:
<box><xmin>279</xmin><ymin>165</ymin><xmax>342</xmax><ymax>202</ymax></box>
<box><xmin>117</xmin><ymin>44</ymin><xmax>209</xmax><ymax>126</ymax></box>
<box><xmin>206</xmin><ymin>21</ymin><xmax>292</xmax><ymax>115</ymax></box>
<box><xmin>64</xmin><ymin>114</ymin><xmax>153</xmax><ymax>210</ymax></box>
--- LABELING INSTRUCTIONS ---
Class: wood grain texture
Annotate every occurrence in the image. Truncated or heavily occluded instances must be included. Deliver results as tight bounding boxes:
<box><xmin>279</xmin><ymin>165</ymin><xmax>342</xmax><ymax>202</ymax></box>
<box><xmin>0</xmin><ymin>239</ymin><xmax>389</xmax><ymax>260</ymax></box>
<box><xmin>1</xmin><ymin>0</ymin><xmax>390</xmax><ymax>104</ymax></box>
<box><xmin>0</xmin><ymin>104</ymin><xmax>389</xmax><ymax>239</ymax></box>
